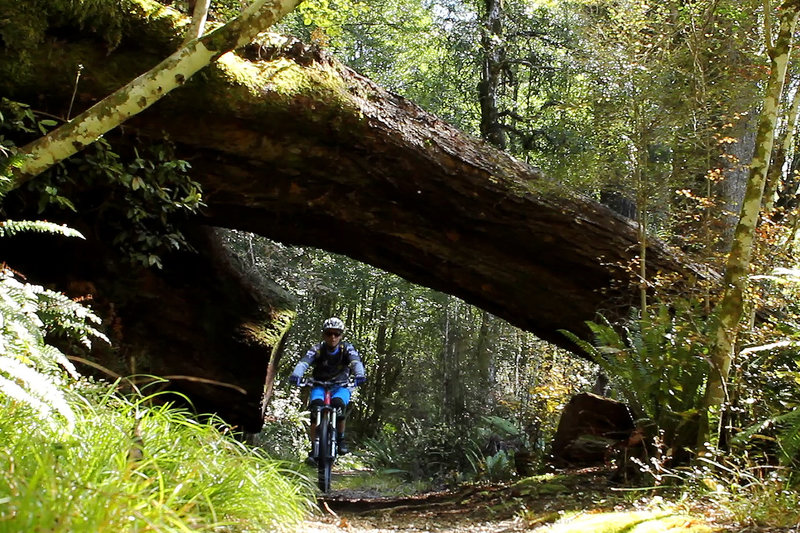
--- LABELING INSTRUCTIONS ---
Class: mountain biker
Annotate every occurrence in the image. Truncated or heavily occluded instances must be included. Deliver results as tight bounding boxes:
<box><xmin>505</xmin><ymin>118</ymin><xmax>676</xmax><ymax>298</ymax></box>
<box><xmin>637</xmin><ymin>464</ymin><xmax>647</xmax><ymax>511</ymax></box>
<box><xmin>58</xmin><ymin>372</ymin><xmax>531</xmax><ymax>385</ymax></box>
<box><xmin>289</xmin><ymin>317</ymin><xmax>366</xmax><ymax>459</ymax></box>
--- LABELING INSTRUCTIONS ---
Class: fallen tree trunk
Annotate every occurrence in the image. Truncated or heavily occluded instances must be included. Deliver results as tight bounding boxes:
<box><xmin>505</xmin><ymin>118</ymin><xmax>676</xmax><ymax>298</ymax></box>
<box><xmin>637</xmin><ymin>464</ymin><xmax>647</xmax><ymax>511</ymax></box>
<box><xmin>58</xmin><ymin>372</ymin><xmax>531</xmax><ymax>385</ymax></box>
<box><xmin>133</xmin><ymin>35</ymin><xmax>711</xmax><ymax>349</ymax></box>
<box><xmin>0</xmin><ymin>1</ymin><xmax>713</xmax><ymax>428</ymax></box>
<box><xmin>0</xmin><ymin>4</ymin><xmax>710</xmax><ymax>349</ymax></box>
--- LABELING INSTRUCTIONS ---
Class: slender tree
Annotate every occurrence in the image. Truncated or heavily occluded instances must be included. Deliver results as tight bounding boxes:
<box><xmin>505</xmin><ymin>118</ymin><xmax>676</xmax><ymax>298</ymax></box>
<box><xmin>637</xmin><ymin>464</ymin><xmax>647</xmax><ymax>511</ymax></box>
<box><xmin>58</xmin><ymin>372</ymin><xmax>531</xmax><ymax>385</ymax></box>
<box><xmin>703</xmin><ymin>0</ymin><xmax>800</xmax><ymax>445</ymax></box>
<box><xmin>764</xmin><ymin>81</ymin><xmax>800</xmax><ymax>215</ymax></box>
<box><xmin>478</xmin><ymin>0</ymin><xmax>506</xmax><ymax>149</ymax></box>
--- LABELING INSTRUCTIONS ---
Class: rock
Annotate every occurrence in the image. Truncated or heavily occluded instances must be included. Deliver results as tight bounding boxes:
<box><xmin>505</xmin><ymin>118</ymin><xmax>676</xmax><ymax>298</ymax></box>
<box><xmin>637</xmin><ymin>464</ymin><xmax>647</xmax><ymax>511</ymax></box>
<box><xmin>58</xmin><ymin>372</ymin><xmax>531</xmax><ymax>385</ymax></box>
<box><xmin>550</xmin><ymin>393</ymin><xmax>635</xmax><ymax>466</ymax></box>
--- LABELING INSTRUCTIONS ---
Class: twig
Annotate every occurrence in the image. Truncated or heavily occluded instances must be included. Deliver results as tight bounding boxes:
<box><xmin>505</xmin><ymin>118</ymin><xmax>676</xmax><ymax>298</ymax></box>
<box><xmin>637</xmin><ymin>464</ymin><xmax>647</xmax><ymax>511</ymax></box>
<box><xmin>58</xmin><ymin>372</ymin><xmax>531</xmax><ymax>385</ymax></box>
<box><xmin>322</xmin><ymin>500</ymin><xmax>339</xmax><ymax>519</ymax></box>
<box><xmin>66</xmin><ymin>64</ymin><xmax>83</xmax><ymax>121</ymax></box>
<box><xmin>66</xmin><ymin>357</ymin><xmax>247</xmax><ymax>394</ymax></box>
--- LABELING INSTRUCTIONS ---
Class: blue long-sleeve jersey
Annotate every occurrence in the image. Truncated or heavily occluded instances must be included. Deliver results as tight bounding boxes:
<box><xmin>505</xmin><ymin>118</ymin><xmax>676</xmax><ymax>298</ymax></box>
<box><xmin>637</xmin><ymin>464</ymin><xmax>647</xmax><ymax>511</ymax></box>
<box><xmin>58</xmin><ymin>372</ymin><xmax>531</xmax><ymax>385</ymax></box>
<box><xmin>291</xmin><ymin>341</ymin><xmax>365</xmax><ymax>383</ymax></box>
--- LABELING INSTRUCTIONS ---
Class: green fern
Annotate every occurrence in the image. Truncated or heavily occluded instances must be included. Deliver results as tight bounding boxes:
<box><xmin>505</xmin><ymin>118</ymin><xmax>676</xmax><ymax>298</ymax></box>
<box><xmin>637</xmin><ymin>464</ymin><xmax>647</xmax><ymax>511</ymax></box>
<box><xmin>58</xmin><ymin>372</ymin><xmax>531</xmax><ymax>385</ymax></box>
<box><xmin>0</xmin><ymin>220</ymin><xmax>107</xmax><ymax>431</ymax></box>
<box><xmin>733</xmin><ymin>401</ymin><xmax>800</xmax><ymax>465</ymax></box>
<box><xmin>0</xmin><ymin>219</ymin><xmax>85</xmax><ymax>239</ymax></box>
<box><xmin>0</xmin><ymin>150</ymin><xmax>24</xmax><ymax>199</ymax></box>
<box><xmin>776</xmin><ymin>408</ymin><xmax>800</xmax><ymax>462</ymax></box>
<box><xmin>561</xmin><ymin>303</ymin><xmax>709</xmax><ymax>432</ymax></box>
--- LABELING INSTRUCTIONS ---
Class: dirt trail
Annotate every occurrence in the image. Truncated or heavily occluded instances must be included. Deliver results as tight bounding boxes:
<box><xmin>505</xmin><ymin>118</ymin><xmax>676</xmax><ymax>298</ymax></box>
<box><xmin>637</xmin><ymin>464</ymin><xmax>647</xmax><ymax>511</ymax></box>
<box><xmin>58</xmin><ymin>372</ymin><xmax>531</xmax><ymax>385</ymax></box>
<box><xmin>298</xmin><ymin>491</ymin><xmax>527</xmax><ymax>533</ymax></box>
<box><xmin>295</xmin><ymin>468</ymin><xmax>625</xmax><ymax>533</ymax></box>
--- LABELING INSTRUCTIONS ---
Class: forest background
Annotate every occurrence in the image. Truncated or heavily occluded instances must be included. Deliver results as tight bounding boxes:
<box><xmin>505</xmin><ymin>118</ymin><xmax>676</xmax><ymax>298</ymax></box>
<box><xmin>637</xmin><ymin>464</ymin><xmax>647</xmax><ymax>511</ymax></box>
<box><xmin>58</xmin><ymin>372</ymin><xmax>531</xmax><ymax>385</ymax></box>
<box><xmin>4</xmin><ymin>0</ymin><xmax>800</xmax><ymax>530</ymax></box>
<box><xmin>253</xmin><ymin>0</ymin><xmax>800</xmax><ymax>479</ymax></box>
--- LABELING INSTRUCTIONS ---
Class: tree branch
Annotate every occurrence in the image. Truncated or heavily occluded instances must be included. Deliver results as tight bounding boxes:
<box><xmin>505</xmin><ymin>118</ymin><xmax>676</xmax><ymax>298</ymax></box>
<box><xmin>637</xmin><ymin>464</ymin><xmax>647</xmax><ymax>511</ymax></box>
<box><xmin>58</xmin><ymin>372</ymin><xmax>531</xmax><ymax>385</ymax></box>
<box><xmin>11</xmin><ymin>0</ymin><xmax>302</xmax><ymax>189</ymax></box>
<box><xmin>183</xmin><ymin>0</ymin><xmax>212</xmax><ymax>45</ymax></box>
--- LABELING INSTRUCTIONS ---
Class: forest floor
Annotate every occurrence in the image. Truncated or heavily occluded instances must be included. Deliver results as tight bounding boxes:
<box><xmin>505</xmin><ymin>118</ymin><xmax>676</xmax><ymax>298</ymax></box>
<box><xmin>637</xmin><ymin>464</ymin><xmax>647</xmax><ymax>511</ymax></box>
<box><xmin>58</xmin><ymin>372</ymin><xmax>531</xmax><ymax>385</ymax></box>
<box><xmin>294</xmin><ymin>465</ymin><xmax>745</xmax><ymax>533</ymax></box>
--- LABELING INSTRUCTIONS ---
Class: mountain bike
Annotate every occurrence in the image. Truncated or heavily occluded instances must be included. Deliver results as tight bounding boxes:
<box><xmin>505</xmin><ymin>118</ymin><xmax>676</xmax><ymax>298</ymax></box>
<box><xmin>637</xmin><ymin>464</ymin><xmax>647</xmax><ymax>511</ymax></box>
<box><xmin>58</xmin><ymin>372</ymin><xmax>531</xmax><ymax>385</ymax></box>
<box><xmin>300</xmin><ymin>378</ymin><xmax>352</xmax><ymax>492</ymax></box>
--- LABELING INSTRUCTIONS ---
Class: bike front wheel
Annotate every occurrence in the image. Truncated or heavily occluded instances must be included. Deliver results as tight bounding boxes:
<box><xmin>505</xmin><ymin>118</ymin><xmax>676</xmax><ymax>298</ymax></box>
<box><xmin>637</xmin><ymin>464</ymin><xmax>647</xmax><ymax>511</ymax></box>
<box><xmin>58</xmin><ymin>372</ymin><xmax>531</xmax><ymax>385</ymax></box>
<box><xmin>317</xmin><ymin>417</ymin><xmax>334</xmax><ymax>492</ymax></box>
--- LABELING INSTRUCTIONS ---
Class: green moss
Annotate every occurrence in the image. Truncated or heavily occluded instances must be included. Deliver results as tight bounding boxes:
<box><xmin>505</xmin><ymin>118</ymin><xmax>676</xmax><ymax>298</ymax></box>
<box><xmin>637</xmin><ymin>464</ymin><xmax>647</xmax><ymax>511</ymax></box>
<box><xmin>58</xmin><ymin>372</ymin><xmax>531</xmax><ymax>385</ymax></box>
<box><xmin>215</xmin><ymin>52</ymin><xmax>353</xmax><ymax>114</ymax></box>
<box><xmin>511</xmin><ymin>474</ymin><xmax>573</xmax><ymax>497</ymax></box>
<box><xmin>0</xmin><ymin>0</ymin><xmax>180</xmax><ymax>52</ymax></box>
<box><xmin>542</xmin><ymin>511</ymin><xmax>716</xmax><ymax>533</ymax></box>
<box><xmin>0</xmin><ymin>0</ymin><xmax>186</xmax><ymax>91</ymax></box>
<box><xmin>242</xmin><ymin>308</ymin><xmax>295</xmax><ymax>350</ymax></box>
<box><xmin>512</xmin><ymin>473</ymin><xmax>559</xmax><ymax>489</ymax></box>
<box><xmin>538</xmin><ymin>482</ymin><xmax>570</xmax><ymax>495</ymax></box>
<box><xmin>265</xmin><ymin>308</ymin><xmax>295</xmax><ymax>348</ymax></box>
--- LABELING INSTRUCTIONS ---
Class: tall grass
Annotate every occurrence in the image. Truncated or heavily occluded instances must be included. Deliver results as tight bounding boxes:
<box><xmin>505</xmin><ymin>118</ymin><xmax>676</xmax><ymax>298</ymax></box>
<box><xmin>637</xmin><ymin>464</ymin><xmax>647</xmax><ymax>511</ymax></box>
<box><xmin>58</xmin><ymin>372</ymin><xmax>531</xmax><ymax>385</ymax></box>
<box><xmin>0</xmin><ymin>380</ymin><xmax>315</xmax><ymax>532</ymax></box>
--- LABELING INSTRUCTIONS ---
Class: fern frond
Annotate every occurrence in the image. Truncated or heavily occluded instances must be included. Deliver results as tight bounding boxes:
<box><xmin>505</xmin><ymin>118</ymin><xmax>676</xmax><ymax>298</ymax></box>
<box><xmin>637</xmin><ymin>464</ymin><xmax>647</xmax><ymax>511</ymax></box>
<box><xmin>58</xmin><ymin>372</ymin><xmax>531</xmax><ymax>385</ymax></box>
<box><xmin>0</xmin><ymin>256</ymin><xmax>106</xmax><ymax>431</ymax></box>
<box><xmin>0</xmin><ymin>153</ymin><xmax>25</xmax><ymax>199</ymax></box>
<box><xmin>565</xmin><ymin>304</ymin><xmax>709</xmax><ymax>427</ymax></box>
<box><xmin>559</xmin><ymin>329</ymin><xmax>601</xmax><ymax>359</ymax></box>
<box><xmin>732</xmin><ymin>408</ymin><xmax>800</xmax><ymax>457</ymax></box>
<box><xmin>773</xmin><ymin>409</ymin><xmax>800</xmax><ymax>462</ymax></box>
<box><xmin>39</xmin><ymin>344</ymin><xmax>80</xmax><ymax>378</ymax></box>
<box><xmin>0</xmin><ymin>356</ymin><xmax>61</xmax><ymax>399</ymax></box>
<box><xmin>18</xmin><ymin>277</ymin><xmax>108</xmax><ymax>349</ymax></box>
<box><xmin>0</xmin><ymin>374</ymin><xmax>55</xmax><ymax>420</ymax></box>
<box><xmin>0</xmin><ymin>219</ymin><xmax>85</xmax><ymax>239</ymax></box>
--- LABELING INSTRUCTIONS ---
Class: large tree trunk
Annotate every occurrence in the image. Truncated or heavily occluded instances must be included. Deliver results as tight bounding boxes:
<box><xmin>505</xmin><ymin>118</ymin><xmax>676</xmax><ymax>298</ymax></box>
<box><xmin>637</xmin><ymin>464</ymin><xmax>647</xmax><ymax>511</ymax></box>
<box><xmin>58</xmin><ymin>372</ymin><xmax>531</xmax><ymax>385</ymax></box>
<box><xmin>0</xmin><ymin>10</ymin><xmax>711</xmax><ymax>350</ymax></box>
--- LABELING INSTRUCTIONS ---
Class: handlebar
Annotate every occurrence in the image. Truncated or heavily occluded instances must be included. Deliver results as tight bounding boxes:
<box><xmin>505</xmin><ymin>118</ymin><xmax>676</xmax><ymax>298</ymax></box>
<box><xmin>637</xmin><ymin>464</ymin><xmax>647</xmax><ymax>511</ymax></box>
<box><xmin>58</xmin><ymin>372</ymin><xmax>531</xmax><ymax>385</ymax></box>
<box><xmin>298</xmin><ymin>378</ymin><xmax>353</xmax><ymax>388</ymax></box>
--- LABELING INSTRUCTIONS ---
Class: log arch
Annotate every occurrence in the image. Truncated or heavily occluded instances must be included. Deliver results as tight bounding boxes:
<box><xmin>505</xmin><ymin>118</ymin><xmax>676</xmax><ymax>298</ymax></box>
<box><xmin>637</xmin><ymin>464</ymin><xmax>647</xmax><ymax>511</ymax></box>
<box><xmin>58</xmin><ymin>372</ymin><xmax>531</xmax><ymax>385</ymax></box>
<box><xmin>0</xmin><ymin>12</ymin><xmax>712</xmax><ymax>429</ymax></box>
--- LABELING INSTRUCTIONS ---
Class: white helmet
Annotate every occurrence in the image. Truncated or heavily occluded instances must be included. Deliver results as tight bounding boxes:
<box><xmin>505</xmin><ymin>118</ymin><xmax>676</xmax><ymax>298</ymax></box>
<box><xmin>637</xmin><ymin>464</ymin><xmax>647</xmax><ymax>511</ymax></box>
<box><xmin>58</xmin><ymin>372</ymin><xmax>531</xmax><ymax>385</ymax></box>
<box><xmin>321</xmin><ymin>317</ymin><xmax>346</xmax><ymax>334</ymax></box>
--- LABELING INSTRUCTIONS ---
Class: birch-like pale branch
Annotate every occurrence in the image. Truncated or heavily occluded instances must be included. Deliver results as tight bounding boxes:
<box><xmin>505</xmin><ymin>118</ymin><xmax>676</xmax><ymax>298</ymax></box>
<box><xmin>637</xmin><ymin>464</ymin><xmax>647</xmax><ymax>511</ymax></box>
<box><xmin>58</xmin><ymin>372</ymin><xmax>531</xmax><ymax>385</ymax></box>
<box><xmin>10</xmin><ymin>0</ymin><xmax>303</xmax><ymax>189</ymax></box>
<box><xmin>184</xmin><ymin>0</ymin><xmax>212</xmax><ymax>45</ymax></box>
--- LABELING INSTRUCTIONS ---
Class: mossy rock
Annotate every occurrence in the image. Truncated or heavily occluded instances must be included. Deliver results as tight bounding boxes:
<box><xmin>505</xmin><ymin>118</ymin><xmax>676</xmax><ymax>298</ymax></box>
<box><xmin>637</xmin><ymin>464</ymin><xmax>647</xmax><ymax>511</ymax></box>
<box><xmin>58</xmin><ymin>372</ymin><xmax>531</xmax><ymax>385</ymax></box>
<box><xmin>511</xmin><ymin>474</ymin><xmax>570</xmax><ymax>497</ymax></box>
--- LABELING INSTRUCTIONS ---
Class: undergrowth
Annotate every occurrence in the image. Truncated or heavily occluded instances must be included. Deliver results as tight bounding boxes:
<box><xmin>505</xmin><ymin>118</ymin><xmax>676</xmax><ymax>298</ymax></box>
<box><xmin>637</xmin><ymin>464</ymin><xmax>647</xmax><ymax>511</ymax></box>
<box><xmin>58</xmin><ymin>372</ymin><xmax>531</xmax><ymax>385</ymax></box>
<box><xmin>0</xmin><ymin>212</ymin><xmax>315</xmax><ymax>531</ymax></box>
<box><xmin>0</xmin><ymin>379</ymin><xmax>316</xmax><ymax>532</ymax></box>
<box><xmin>676</xmin><ymin>455</ymin><xmax>800</xmax><ymax>530</ymax></box>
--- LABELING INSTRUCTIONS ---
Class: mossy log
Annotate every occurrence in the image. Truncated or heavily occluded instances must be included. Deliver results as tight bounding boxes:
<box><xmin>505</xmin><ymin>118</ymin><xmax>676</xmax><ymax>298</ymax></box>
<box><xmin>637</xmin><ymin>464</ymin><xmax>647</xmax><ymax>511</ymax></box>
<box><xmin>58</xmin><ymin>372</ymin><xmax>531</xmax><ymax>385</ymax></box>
<box><xmin>0</xmin><ymin>0</ymin><xmax>713</xmax><ymax>428</ymax></box>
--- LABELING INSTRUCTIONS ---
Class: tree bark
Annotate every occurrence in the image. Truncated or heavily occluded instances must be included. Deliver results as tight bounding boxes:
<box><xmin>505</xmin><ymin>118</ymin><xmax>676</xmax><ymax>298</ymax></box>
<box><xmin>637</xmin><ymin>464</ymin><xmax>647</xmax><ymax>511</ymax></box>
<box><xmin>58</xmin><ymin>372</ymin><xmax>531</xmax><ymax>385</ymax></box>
<box><xmin>184</xmin><ymin>0</ymin><xmax>211</xmax><ymax>45</ymax></box>
<box><xmin>478</xmin><ymin>0</ymin><xmax>507</xmax><ymax>149</ymax></box>
<box><xmin>764</xmin><ymin>83</ymin><xmax>800</xmax><ymax>215</ymax></box>
<box><xmin>475</xmin><ymin>310</ymin><xmax>493</xmax><ymax>388</ymax></box>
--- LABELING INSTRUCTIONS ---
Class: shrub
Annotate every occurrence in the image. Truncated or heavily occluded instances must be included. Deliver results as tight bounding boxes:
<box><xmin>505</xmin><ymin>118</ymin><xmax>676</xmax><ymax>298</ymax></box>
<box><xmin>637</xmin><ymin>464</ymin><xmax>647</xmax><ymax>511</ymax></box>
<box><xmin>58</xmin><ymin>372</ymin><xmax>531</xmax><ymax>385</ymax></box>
<box><xmin>362</xmin><ymin>415</ymin><xmax>524</xmax><ymax>484</ymax></box>
<box><xmin>253</xmin><ymin>386</ymin><xmax>310</xmax><ymax>461</ymax></box>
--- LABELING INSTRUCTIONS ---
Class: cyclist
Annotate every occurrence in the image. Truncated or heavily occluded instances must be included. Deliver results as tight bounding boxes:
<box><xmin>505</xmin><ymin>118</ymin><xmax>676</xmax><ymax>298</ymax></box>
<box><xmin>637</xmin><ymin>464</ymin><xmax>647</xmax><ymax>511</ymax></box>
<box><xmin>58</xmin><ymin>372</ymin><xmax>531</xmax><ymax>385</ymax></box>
<box><xmin>289</xmin><ymin>317</ymin><xmax>366</xmax><ymax>459</ymax></box>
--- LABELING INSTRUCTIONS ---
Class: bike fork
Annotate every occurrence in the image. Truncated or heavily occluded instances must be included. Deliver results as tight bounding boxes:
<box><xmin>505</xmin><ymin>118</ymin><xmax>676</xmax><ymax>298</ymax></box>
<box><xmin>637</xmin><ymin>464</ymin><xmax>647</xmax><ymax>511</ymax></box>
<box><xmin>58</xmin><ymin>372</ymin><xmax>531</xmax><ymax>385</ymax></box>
<box><xmin>314</xmin><ymin>389</ymin><xmax>337</xmax><ymax>459</ymax></box>
<box><xmin>326</xmin><ymin>389</ymin><xmax>338</xmax><ymax>457</ymax></box>
<box><xmin>312</xmin><ymin>407</ymin><xmax>321</xmax><ymax>458</ymax></box>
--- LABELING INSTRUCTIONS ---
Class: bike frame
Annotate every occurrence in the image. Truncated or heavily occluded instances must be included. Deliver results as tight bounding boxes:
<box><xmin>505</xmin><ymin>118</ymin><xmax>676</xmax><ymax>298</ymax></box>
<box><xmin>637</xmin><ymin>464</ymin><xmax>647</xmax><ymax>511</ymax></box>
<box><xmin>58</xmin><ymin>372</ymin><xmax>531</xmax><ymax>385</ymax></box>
<box><xmin>301</xmin><ymin>378</ymin><xmax>351</xmax><ymax>492</ymax></box>
<box><xmin>312</xmin><ymin>387</ymin><xmax>339</xmax><ymax>461</ymax></box>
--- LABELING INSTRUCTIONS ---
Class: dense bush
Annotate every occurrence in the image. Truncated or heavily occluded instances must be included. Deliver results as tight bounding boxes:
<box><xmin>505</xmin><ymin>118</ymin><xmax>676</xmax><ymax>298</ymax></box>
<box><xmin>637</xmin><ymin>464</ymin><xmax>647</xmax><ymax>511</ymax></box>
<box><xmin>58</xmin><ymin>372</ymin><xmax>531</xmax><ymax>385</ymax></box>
<box><xmin>361</xmin><ymin>415</ymin><xmax>526</xmax><ymax>484</ymax></box>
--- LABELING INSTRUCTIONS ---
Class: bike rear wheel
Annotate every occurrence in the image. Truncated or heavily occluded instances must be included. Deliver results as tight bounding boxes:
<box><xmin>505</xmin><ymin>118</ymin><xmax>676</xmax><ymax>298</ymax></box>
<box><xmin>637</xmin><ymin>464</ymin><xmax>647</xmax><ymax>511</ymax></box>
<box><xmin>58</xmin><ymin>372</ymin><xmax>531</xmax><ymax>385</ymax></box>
<box><xmin>317</xmin><ymin>417</ymin><xmax>334</xmax><ymax>492</ymax></box>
